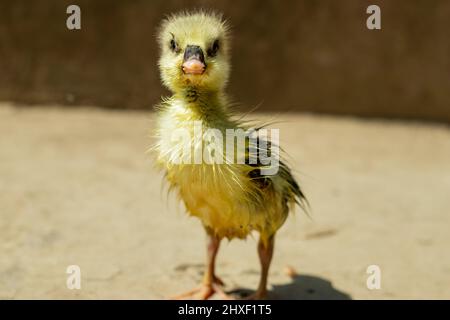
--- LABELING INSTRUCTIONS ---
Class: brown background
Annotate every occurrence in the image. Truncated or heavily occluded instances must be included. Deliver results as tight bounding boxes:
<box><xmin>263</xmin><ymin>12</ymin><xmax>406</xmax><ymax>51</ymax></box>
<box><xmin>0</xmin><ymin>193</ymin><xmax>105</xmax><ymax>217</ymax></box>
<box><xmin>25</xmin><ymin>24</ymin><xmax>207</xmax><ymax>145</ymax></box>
<box><xmin>0</xmin><ymin>0</ymin><xmax>449</xmax><ymax>121</ymax></box>
<box><xmin>1</xmin><ymin>1</ymin><xmax>450</xmax><ymax>300</ymax></box>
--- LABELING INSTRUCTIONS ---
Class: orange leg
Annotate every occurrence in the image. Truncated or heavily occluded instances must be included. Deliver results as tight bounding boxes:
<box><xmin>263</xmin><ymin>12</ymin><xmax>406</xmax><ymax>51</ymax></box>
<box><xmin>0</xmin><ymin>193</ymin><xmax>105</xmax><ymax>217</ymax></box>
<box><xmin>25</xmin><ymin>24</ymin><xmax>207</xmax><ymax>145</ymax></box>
<box><xmin>171</xmin><ymin>232</ymin><xmax>227</xmax><ymax>300</ymax></box>
<box><xmin>244</xmin><ymin>235</ymin><xmax>275</xmax><ymax>300</ymax></box>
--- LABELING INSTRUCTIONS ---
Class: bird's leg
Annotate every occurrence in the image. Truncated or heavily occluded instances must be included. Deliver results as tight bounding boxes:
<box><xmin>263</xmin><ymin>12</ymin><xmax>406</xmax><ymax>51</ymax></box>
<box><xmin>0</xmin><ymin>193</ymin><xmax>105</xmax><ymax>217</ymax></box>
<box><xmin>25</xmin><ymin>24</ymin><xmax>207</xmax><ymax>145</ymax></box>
<box><xmin>204</xmin><ymin>233</ymin><xmax>225</xmax><ymax>287</ymax></box>
<box><xmin>171</xmin><ymin>232</ymin><xmax>226</xmax><ymax>300</ymax></box>
<box><xmin>244</xmin><ymin>234</ymin><xmax>275</xmax><ymax>300</ymax></box>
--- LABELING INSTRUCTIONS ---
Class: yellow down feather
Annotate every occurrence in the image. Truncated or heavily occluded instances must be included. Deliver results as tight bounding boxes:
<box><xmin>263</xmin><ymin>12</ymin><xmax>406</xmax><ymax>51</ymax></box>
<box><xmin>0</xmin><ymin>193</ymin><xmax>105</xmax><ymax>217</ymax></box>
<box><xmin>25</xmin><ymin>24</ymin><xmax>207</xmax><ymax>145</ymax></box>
<box><xmin>152</xmin><ymin>11</ymin><xmax>306</xmax><ymax>245</ymax></box>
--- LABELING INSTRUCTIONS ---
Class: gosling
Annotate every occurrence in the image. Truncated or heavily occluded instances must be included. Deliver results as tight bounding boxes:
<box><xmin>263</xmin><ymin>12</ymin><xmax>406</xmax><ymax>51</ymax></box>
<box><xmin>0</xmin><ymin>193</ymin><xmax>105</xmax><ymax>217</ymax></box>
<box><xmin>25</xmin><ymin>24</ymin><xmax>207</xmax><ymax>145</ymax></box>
<box><xmin>153</xmin><ymin>11</ymin><xmax>306</xmax><ymax>299</ymax></box>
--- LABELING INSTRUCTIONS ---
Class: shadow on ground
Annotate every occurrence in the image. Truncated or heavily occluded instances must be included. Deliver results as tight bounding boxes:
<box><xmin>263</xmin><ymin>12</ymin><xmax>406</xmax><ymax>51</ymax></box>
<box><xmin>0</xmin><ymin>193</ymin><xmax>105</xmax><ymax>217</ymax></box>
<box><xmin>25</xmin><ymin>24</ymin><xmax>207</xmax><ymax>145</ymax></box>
<box><xmin>229</xmin><ymin>274</ymin><xmax>351</xmax><ymax>300</ymax></box>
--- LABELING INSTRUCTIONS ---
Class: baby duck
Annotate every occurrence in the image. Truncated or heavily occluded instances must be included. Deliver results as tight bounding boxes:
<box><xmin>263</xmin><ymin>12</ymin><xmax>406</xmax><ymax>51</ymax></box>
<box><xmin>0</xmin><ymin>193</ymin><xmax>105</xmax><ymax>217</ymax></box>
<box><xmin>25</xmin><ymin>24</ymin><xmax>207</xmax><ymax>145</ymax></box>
<box><xmin>153</xmin><ymin>11</ymin><xmax>306</xmax><ymax>299</ymax></box>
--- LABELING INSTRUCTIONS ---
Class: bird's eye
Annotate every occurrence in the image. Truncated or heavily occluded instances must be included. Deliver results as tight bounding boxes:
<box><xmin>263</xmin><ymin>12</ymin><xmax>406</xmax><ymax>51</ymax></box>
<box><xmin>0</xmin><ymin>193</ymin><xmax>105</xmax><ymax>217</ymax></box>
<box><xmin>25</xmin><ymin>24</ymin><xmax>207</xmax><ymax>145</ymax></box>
<box><xmin>207</xmin><ymin>39</ymin><xmax>220</xmax><ymax>57</ymax></box>
<box><xmin>169</xmin><ymin>39</ymin><xmax>178</xmax><ymax>52</ymax></box>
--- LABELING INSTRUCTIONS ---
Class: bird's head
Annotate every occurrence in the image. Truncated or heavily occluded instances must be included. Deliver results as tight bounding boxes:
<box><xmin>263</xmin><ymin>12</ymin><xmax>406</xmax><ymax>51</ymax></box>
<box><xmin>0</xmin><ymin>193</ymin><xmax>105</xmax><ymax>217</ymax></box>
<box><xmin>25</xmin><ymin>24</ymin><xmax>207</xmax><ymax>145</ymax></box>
<box><xmin>158</xmin><ymin>11</ymin><xmax>230</xmax><ymax>94</ymax></box>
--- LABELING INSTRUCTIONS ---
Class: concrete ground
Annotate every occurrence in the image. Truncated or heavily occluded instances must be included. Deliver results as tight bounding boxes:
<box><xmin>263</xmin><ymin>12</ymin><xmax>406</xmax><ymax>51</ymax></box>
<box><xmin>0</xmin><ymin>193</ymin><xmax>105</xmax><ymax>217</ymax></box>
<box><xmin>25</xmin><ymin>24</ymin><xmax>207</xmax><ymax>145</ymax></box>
<box><xmin>0</xmin><ymin>103</ymin><xmax>449</xmax><ymax>299</ymax></box>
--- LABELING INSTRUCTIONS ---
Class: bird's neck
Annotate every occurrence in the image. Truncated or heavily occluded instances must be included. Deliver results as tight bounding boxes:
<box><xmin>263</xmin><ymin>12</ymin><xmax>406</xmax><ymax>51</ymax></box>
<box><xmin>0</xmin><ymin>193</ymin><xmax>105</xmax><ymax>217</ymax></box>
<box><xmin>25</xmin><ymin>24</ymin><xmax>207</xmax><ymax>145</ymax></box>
<box><xmin>173</xmin><ymin>87</ymin><xmax>229</xmax><ymax>123</ymax></box>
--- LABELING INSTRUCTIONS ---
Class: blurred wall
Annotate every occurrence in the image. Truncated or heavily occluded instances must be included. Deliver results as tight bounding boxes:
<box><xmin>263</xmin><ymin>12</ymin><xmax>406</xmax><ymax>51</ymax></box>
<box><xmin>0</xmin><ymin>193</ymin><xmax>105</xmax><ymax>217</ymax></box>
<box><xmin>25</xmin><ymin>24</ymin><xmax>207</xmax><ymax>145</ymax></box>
<box><xmin>0</xmin><ymin>0</ymin><xmax>449</xmax><ymax>121</ymax></box>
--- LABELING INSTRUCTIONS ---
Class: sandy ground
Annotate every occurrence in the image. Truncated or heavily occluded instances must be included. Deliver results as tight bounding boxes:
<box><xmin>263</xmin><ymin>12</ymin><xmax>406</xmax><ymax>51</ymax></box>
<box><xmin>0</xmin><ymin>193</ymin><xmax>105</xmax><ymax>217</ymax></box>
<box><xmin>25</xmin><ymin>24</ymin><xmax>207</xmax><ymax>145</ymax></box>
<box><xmin>0</xmin><ymin>103</ymin><xmax>449</xmax><ymax>300</ymax></box>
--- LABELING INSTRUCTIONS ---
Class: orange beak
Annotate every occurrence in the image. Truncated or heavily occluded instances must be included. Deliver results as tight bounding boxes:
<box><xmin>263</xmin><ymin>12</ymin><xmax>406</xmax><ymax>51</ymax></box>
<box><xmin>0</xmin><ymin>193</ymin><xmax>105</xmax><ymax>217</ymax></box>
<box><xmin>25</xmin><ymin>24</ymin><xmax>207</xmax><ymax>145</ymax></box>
<box><xmin>182</xmin><ymin>45</ymin><xmax>206</xmax><ymax>75</ymax></box>
<box><xmin>182</xmin><ymin>58</ymin><xmax>206</xmax><ymax>75</ymax></box>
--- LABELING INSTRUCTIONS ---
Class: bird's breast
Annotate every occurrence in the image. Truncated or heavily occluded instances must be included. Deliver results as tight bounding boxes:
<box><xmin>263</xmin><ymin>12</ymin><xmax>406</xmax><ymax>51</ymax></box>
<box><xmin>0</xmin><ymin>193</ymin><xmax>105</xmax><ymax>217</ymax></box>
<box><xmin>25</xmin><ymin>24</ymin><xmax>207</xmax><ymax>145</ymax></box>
<box><xmin>164</xmin><ymin>162</ymin><xmax>284</xmax><ymax>239</ymax></box>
